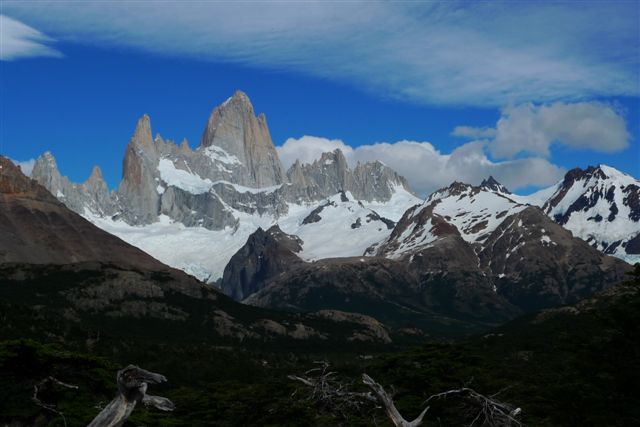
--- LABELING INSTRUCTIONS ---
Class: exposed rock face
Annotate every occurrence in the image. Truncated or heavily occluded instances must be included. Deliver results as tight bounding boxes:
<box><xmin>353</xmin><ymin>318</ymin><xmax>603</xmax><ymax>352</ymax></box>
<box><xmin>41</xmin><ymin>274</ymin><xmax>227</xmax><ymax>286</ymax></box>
<box><xmin>245</xmin><ymin>255</ymin><xmax>519</xmax><ymax>335</ymax></box>
<box><xmin>478</xmin><ymin>206</ymin><xmax>629</xmax><ymax>310</ymax></box>
<box><xmin>31</xmin><ymin>152</ymin><xmax>115</xmax><ymax>217</ymax></box>
<box><xmin>1</xmin><ymin>155</ymin><xmax>169</xmax><ymax>270</ymax></box>
<box><xmin>285</xmin><ymin>149</ymin><xmax>411</xmax><ymax>202</ymax></box>
<box><xmin>117</xmin><ymin>115</ymin><xmax>161</xmax><ymax>224</ymax></box>
<box><xmin>200</xmin><ymin>90</ymin><xmax>285</xmax><ymax>187</ymax></box>
<box><xmin>32</xmin><ymin>91</ymin><xmax>412</xmax><ymax>235</ymax></box>
<box><xmin>220</xmin><ymin>225</ymin><xmax>303</xmax><ymax>300</ymax></box>
<box><xmin>376</xmin><ymin>180</ymin><xmax>631</xmax><ymax>309</ymax></box>
<box><xmin>314</xmin><ymin>310</ymin><xmax>392</xmax><ymax>343</ymax></box>
<box><xmin>240</xmin><ymin>177</ymin><xmax>631</xmax><ymax>334</ymax></box>
<box><xmin>352</xmin><ymin>160</ymin><xmax>411</xmax><ymax>201</ymax></box>
<box><xmin>480</xmin><ymin>176</ymin><xmax>510</xmax><ymax>194</ymax></box>
<box><xmin>541</xmin><ymin>165</ymin><xmax>640</xmax><ymax>263</ymax></box>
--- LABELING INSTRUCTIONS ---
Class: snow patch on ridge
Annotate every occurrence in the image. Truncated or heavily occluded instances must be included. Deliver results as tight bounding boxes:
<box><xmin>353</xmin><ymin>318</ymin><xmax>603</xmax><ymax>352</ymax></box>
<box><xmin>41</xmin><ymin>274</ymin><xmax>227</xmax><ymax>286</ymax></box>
<box><xmin>158</xmin><ymin>158</ymin><xmax>213</xmax><ymax>194</ymax></box>
<box><xmin>426</xmin><ymin>187</ymin><xmax>527</xmax><ymax>243</ymax></box>
<box><xmin>212</xmin><ymin>180</ymin><xmax>282</xmax><ymax>195</ymax></box>
<box><xmin>203</xmin><ymin>145</ymin><xmax>242</xmax><ymax>166</ymax></box>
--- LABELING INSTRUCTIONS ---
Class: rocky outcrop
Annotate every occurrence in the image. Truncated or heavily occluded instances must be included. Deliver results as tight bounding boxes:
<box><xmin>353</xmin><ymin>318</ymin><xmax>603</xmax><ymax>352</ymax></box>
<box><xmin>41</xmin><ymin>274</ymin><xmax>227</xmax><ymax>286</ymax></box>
<box><xmin>478</xmin><ymin>206</ymin><xmax>630</xmax><ymax>310</ymax></box>
<box><xmin>480</xmin><ymin>176</ymin><xmax>510</xmax><ymax>194</ymax></box>
<box><xmin>352</xmin><ymin>160</ymin><xmax>411</xmax><ymax>201</ymax></box>
<box><xmin>285</xmin><ymin>149</ymin><xmax>412</xmax><ymax>202</ymax></box>
<box><xmin>314</xmin><ymin>310</ymin><xmax>392</xmax><ymax>343</ymax></box>
<box><xmin>245</xmin><ymin>255</ymin><xmax>519</xmax><ymax>335</ymax></box>
<box><xmin>220</xmin><ymin>225</ymin><xmax>303</xmax><ymax>300</ymax></box>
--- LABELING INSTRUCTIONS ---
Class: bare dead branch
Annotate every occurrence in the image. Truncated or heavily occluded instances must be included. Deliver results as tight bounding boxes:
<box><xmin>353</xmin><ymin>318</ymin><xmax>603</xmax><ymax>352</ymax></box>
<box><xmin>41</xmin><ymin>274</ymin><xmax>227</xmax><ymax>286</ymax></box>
<box><xmin>288</xmin><ymin>361</ymin><xmax>376</xmax><ymax>420</ymax></box>
<box><xmin>422</xmin><ymin>386</ymin><xmax>522</xmax><ymax>427</ymax></box>
<box><xmin>289</xmin><ymin>362</ymin><xmax>523</xmax><ymax>427</ymax></box>
<box><xmin>362</xmin><ymin>373</ymin><xmax>429</xmax><ymax>427</ymax></box>
<box><xmin>31</xmin><ymin>376</ymin><xmax>79</xmax><ymax>427</ymax></box>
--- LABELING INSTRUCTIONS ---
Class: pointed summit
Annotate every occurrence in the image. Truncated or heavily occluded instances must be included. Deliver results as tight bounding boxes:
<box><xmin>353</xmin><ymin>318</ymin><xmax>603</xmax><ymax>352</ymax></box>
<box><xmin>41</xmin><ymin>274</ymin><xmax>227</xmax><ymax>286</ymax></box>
<box><xmin>31</xmin><ymin>151</ymin><xmax>64</xmax><ymax>196</ymax></box>
<box><xmin>118</xmin><ymin>115</ymin><xmax>161</xmax><ymax>224</ymax></box>
<box><xmin>88</xmin><ymin>165</ymin><xmax>103</xmax><ymax>181</ymax></box>
<box><xmin>480</xmin><ymin>176</ymin><xmax>510</xmax><ymax>194</ymax></box>
<box><xmin>132</xmin><ymin>114</ymin><xmax>153</xmax><ymax>149</ymax></box>
<box><xmin>229</xmin><ymin>89</ymin><xmax>252</xmax><ymax>107</ymax></box>
<box><xmin>199</xmin><ymin>91</ymin><xmax>285</xmax><ymax>187</ymax></box>
<box><xmin>180</xmin><ymin>138</ymin><xmax>191</xmax><ymax>153</ymax></box>
<box><xmin>318</xmin><ymin>149</ymin><xmax>349</xmax><ymax>167</ymax></box>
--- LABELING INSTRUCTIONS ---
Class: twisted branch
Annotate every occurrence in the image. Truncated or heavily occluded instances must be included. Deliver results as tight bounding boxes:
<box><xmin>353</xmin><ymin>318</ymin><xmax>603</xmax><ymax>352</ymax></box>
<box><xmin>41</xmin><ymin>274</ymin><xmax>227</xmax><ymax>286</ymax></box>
<box><xmin>290</xmin><ymin>362</ymin><xmax>523</xmax><ymax>427</ymax></box>
<box><xmin>32</xmin><ymin>376</ymin><xmax>79</xmax><ymax>427</ymax></box>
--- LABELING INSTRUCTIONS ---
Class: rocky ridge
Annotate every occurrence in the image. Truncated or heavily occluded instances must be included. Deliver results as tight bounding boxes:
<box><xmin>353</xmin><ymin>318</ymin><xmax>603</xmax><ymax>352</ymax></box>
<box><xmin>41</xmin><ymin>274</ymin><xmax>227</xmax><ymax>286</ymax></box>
<box><xmin>231</xmin><ymin>177</ymin><xmax>631</xmax><ymax>334</ymax></box>
<box><xmin>0</xmin><ymin>155</ymin><xmax>393</xmax><ymax>344</ymax></box>
<box><xmin>32</xmin><ymin>91</ymin><xmax>412</xmax><ymax>232</ymax></box>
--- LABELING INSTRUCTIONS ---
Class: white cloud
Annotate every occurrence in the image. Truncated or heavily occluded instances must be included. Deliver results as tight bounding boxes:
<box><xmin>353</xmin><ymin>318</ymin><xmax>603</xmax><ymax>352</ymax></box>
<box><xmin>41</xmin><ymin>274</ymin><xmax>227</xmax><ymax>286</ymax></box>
<box><xmin>2</xmin><ymin>2</ymin><xmax>638</xmax><ymax>105</ymax></box>
<box><xmin>0</xmin><ymin>15</ymin><xmax>62</xmax><ymax>61</ymax></box>
<box><xmin>10</xmin><ymin>158</ymin><xmax>35</xmax><ymax>176</ymax></box>
<box><xmin>278</xmin><ymin>136</ymin><xmax>352</xmax><ymax>169</ymax></box>
<box><xmin>277</xmin><ymin>137</ymin><xmax>565</xmax><ymax>196</ymax></box>
<box><xmin>455</xmin><ymin>101</ymin><xmax>631</xmax><ymax>159</ymax></box>
<box><xmin>452</xmin><ymin>126</ymin><xmax>496</xmax><ymax>139</ymax></box>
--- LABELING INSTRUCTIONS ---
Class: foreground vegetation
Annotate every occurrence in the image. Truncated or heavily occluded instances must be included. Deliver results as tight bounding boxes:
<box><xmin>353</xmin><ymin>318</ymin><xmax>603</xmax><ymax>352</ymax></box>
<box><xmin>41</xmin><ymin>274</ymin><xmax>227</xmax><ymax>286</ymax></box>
<box><xmin>1</xmin><ymin>267</ymin><xmax>638</xmax><ymax>426</ymax></box>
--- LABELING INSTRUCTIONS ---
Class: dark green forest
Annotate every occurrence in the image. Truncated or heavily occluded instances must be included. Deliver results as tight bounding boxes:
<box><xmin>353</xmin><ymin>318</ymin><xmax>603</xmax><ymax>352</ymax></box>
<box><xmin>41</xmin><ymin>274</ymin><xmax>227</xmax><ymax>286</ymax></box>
<box><xmin>2</xmin><ymin>266</ymin><xmax>638</xmax><ymax>426</ymax></box>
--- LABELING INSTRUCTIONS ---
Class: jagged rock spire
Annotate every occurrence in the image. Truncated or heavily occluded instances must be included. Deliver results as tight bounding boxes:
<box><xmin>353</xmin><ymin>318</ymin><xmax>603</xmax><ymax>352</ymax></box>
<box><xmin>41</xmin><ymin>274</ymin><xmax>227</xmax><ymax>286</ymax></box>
<box><xmin>132</xmin><ymin>114</ymin><xmax>153</xmax><ymax>149</ymax></box>
<box><xmin>200</xmin><ymin>90</ymin><xmax>285</xmax><ymax>187</ymax></box>
<box><xmin>480</xmin><ymin>176</ymin><xmax>510</xmax><ymax>194</ymax></box>
<box><xmin>118</xmin><ymin>114</ymin><xmax>161</xmax><ymax>224</ymax></box>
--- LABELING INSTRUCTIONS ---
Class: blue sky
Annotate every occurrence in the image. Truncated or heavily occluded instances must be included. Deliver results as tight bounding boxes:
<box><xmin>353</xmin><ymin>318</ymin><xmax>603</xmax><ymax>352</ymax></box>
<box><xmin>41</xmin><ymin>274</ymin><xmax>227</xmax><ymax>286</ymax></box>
<box><xmin>1</xmin><ymin>1</ymin><xmax>639</xmax><ymax>196</ymax></box>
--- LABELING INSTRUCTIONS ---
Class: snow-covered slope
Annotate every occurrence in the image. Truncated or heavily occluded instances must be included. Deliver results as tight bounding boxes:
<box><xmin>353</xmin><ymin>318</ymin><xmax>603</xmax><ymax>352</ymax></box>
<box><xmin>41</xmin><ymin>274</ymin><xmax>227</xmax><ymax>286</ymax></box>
<box><xmin>375</xmin><ymin>166</ymin><xmax>639</xmax><ymax>266</ymax></box>
<box><xmin>84</xmin><ymin>186</ymin><xmax>420</xmax><ymax>282</ymax></box>
<box><xmin>374</xmin><ymin>182</ymin><xmax>529</xmax><ymax>259</ymax></box>
<box><xmin>279</xmin><ymin>189</ymin><xmax>418</xmax><ymax>261</ymax></box>
<box><xmin>537</xmin><ymin>165</ymin><xmax>640</xmax><ymax>264</ymax></box>
<box><xmin>426</xmin><ymin>183</ymin><xmax>528</xmax><ymax>244</ymax></box>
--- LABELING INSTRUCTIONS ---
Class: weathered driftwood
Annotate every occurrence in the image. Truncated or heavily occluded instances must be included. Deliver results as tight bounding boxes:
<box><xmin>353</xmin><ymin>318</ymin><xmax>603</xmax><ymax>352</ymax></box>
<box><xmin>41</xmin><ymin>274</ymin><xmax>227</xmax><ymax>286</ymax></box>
<box><xmin>88</xmin><ymin>365</ymin><xmax>174</xmax><ymax>427</ymax></box>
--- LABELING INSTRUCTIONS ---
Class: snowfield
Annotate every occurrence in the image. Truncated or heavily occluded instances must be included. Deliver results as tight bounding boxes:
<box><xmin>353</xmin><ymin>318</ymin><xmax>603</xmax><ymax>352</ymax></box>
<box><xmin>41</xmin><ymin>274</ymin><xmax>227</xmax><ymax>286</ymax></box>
<box><xmin>81</xmin><ymin>164</ymin><xmax>639</xmax><ymax>284</ymax></box>
<box><xmin>84</xmin><ymin>187</ymin><xmax>421</xmax><ymax>283</ymax></box>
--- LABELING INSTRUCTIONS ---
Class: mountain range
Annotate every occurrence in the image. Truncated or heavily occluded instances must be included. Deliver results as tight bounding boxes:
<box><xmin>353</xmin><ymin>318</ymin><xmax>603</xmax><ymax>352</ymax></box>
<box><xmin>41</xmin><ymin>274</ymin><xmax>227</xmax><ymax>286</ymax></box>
<box><xmin>0</xmin><ymin>155</ymin><xmax>393</xmax><ymax>345</ymax></box>
<box><xmin>21</xmin><ymin>90</ymin><xmax>639</xmax><ymax>333</ymax></box>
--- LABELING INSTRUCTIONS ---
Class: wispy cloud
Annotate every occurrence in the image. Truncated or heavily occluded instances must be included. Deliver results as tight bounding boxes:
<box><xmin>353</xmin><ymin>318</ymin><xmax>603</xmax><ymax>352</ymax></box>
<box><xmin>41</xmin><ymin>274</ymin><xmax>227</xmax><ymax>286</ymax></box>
<box><xmin>0</xmin><ymin>15</ymin><xmax>62</xmax><ymax>61</ymax></box>
<box><xmin>278</xmin><ymin>136</ymin><xmax>565</xmax><ymax>196</ymax></box>
<box><xmin>452</xmin><ymin>126</ymin><xmax>496</xmax><ymax>139</ymax></box>
<box><xmin>455</xmin><ymin>101</ymin><xmax>631</xmax><ymax>159</ymax></box>
<box><xmin>3</xmin><ymin>2</ymin><xmax>638</xmax><ymax>105</ymax></box>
